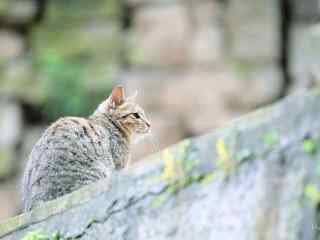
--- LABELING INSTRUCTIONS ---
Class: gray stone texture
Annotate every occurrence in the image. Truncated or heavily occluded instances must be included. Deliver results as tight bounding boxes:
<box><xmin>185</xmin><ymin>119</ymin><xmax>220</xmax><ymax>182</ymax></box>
<box><xmin>0</xmin><ymin>0</ymin><xmax>36</xmax><ymax>23</ymax></box>
<box><xmin>226</xmin><ymin>0</ymin><xmax>280</xmax><ymax>61</ymax></box>
<box><xmin>289</xmin><ymin>0</ymin><xmax>320</xmax><ymax>90</ymax></box>
<box><xmin>290</xmin><ymin>23</ymin><xmax>320</xmax><ymax>91</ymax></box>
<box><xmin>0</xmin><ymin>100</ymin><xmax>23</xmax><ymax>220</ymax></box>
<box><xmin>291</xmin><ymin>0</ymin><xmax>320</xmax><ymax>22</ymax></box>
<box><xmin>1</xmin><ymin>90</ymin><xmax>320</xmax><ymax>239</ymax></box>
<box><xmin>126</xmin><ymin>0</ymin><xmax>283</xmax><ymax>161</ymax></box>
<box><xmin>0</xmin><ymin>100</ymin><xmax>22</xmax><ymax>179</ymax></box>
<box><xmin>0</xmin><ymin>0</ymin><xmax>318</xmax><ymax>224</ymax></box>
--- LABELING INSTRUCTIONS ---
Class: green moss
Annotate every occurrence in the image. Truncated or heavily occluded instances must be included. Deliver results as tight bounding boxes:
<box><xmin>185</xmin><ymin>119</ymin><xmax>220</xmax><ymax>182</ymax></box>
<box><xmin>303</xmin><ymin>139</ymin><xmax>317</xmax><ymax>155</ymax></box>
<box><xmin>263</xmin><ymin>131</ymin><xmax>280</xmax><ymax>148</ymax></box>
<box><xmin>36</xmin><ymin>51</ymin><xmax>113</xmax><ymax>121</ymax></box>
<box><xmin>235</xmin><ymin>149</ymin><xmax>253</xmax><ymax>162</ymax></box>
<box><xmin>33</xmin><ymin>26</ymin><xmax>123</xmax><ymax>60</ymax></box>
<box><xmin>304</xmin><ymin>184</ymin><xmax>320</xmax><ymax>205</ymax></box>
<box><xmin>22</xmin><ymin>230</ymin><xmax>63</xmax><ymax>240</ymax></box>
<box><xmin>316</xmin><ymin>160</ymin><xmax>320</xmax><ymax>177</ymax></box>
<box><xmin>51</xmin><ymin>232</ymin><xmax>61</xmax><ymax>240</ymax></box>
<box><xmin>201</xmin><ymin>172</ymin><xmax>216</xmax><ymax>186</ymax></box>
<box><xmin>152</xmin><ymin>140</ymin><xmax>202</xmax><ymax>207</ymax></box>
<box><xmin>0</xmin><ymin>1</ymin><xmax>9</xmax><ymax>15</ymax></box>
<box><xmin>87</xmin><ymin>218</ymin><xmax>99</xmax><ymax>227</ymax></box>
<box><xmin>215</xmin><ymin>136</ymin><xmax>254</xmax><ymax>176</ymax></box>
<box><xmin>151</xmin><ymin>186</ymin><xmax>175</xmax><ymax>209</ymax></box>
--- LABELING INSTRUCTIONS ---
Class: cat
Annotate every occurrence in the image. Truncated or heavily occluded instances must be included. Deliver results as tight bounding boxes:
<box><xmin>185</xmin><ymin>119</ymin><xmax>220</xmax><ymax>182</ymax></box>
<box><xmin>21</xmin><ymin>85</ymin><xmax>150</xmax><ymax>211</ymax></box>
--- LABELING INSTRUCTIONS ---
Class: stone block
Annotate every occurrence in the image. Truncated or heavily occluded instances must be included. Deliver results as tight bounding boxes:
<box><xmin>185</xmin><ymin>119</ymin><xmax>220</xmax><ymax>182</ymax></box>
<box><xmin>0</xmin><ymin>100</ymin><xmax>22</xmax><ymax>179</ymax></box>
<box><xmin>190</xmin><ymin>26</ymin><xmax>223</xmax><ymax>65</ymax></box>
<box><xmin>189</xmin><ymin>0</ymin><xmax>222</xmax><ymax>26</ymax></box>
<box><xmin>0</xmin><ymin>30</ymin><xmax>24</xmax><ymax>61</ymax></box>
<box><xmin>0</xmin><ymin>59</ymin><xmax>43</xmax><ymax>103</ymax></box>
<box><xmin>226</xmin><ymin>0</ymin><xmax>280</xmax><ymax>60</ymax></box>
<box><xmin>0</xmin><ymin>101</ymin><xmax>22</xmax><ymax>147</ymax></box>
<box><xmin>0</xmin><ymin>182</ymin><xmax>20</xmax><ymax>221</ymax></box>
<box><xmin>230</xmin><ymin>61</ymin><xmax>283</xmax><ymax>108</ymax></box>
<box><xmin>131</xmin><ymin>3</ymin><xmax>191</xmax><ymax>66</ymax></box>
<box><xmin>0</xmin><ymin>0</ymin><xmax>36</xmax><ymax>23</ymax></box>
<box><xmin>0</xmin><ymin>147</ymin><xmax>15</xmax><ymax>179</ymax></box>
<box><xmin>124</xmin><ymin>65</ymin><xmax>283</xmax><ymax>160</ymax></box>
<box><xmin>292</xmin><ymin>0</ymin><xmax>320</xmax><ymax>22</ymax></box>
<box><xmin>290</xmin><ymin>23</ymin><xmax>320</xmax><ymax>90</ymax></box>
<box><xmin>2</xmin><ymin>90</ymin><xmax>320</xmax><ymax>239</ymax></box>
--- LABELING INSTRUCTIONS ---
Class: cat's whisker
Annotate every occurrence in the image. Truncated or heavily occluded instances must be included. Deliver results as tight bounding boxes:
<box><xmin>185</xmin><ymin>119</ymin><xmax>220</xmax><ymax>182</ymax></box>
<box><xmin>22</xmin><ymin>85</ymin><xmax>149</xmax><ymax>211</ymax></box>
<box><xmin>146</xmin><ymin>130</ymin><xmax>161</xmax><ymax>154</ymax></box>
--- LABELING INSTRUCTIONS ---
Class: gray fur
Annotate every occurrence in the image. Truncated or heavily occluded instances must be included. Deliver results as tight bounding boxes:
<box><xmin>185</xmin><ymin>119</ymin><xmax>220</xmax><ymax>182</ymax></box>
<box><xmin>21</xmin><ymin>111</ymin><xmax>130</xmax><ymax>211</ymax></box>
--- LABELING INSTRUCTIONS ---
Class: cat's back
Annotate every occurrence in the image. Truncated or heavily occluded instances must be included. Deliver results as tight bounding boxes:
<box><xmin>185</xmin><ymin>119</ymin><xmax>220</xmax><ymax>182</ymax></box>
<box><xmin>22</xmin><ymin>116</ymin><xmax>112</xmax><ymax>210</ymax></box>
<box><xmin>31</xmin><ymin>116</ymin><xmax>110</xmax><ymax>164</ymax></box>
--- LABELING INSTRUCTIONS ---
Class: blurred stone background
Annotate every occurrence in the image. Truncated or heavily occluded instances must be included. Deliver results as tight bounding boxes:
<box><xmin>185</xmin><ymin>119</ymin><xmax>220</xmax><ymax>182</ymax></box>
<box><xmin>0</xmin><ymin>0</ymin><xmax>319</xmax><ymax>221</ymax></box>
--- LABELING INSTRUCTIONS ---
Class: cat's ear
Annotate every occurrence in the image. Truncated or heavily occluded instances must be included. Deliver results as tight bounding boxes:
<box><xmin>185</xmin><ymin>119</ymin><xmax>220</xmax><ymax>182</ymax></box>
<box><xmin>110</xmin><ymin>85</ymin><xmax>125</xmax><ymax>108</ymax></box>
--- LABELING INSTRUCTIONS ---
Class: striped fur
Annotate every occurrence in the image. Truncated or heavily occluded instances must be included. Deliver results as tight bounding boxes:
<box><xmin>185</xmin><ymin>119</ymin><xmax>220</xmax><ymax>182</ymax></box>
<box><xmin>22</xmin><ymin>86</ymin><xmax>150</xmax><ymax>211</ymax></box>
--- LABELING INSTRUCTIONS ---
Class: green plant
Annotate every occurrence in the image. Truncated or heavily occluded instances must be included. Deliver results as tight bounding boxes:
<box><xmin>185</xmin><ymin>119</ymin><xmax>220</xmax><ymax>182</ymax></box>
<box><xmin>216</xmin><ymin>138</ymin><xmax>235</xmax><ymax>173</ymax></box>
<box><xmin>235</xmin><ymin>148</ymin><xmax>253</xmax><ymax>162</ymax></box>
<box><xmin>215</xmin><ymin>138</ymin><xmax>253</xmax><ymax>174</ymax></box>
<box><xmin>263</xmin><ymin>131</ymin><xmax>280</xmax><ymax>148</ymax></box>
<box><xmin>303</xmin><ymin>139</ymin><xmax>317</xmax><ymax>155</ymax></box>
<box><xmin>305</xmin><ymin>184</ymin><xmax>320</xmax><ymax>205</ymax></box>
<box><xmin>38</xmin><ymin>51</ymin><xmax>112</xmax><ymax>121</ymax></box>
<box><xmin>151</xmin><ymin>140</ymin><xmax>201</xmax><ymax>207</ymax></box>
<box><xmin>22</xmin><ymin>230</ymin><xmax>62</xmax><ymax>240</ymax></box>
<box><xmin>200</xmin><ymin>172</ymin><xmax>216</xmax><ymax>186</ymax></box>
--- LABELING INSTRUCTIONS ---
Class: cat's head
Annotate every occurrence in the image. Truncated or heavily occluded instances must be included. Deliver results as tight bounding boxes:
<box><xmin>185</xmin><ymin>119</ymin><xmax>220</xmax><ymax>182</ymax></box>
<box><xmin>96</xmin><ymin>85</ymin><xmax>151</xmax><ymax>138</ymax></box>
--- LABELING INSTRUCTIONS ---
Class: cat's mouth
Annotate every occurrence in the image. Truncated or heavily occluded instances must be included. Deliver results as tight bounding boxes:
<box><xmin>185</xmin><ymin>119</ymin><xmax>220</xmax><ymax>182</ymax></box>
<box><xmin>136</xmin><ymin>126</ymin><xmax>150</xmax><ymax>134</ymax></box>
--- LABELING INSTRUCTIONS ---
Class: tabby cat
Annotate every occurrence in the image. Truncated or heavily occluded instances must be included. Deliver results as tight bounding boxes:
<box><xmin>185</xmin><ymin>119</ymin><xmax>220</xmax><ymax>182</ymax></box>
<box><xmin>22</xmin><ymin>86</ymin><xmax>150</xmax><ymax>211</ymax></box>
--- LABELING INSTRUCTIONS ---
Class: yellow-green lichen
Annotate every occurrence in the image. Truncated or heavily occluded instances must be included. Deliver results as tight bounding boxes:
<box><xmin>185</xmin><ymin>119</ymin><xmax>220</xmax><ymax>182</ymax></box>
<box><xmin>151</xmin><ymin>140</ymin><xmax>201</xmax><ymax>207</ymax></box>
<box><xmin>303</xmin><ymin>139</ymin><xmax>317</xmax><ymax>155</ymax></box>
<box><xmin>216</xmin><ymin>138</ymin><xmax>235</xmax><ymax>174</ymax></box>
<box><xmin>200</xmin><ymin>172</ymin><xmax>217</xmax><ymax>186</ymax></box>
<box><xmin>235</xmin><ymin>148</ymin><xmax>253</xmax><ymax>162</ymax></box>
<box><xmin>263</xmin><ymin>131</ymin><xmax>280</xmax><ymax>148</ymax></box>
<box><xmin>22</xmin><ymin>230</ymin><xmax>62</xmax><ymax>240</ymax></box>
<box><xmin>304</xmin><ymin>184</ymin><xmax>320</xmax><ymax>205</ymax></box>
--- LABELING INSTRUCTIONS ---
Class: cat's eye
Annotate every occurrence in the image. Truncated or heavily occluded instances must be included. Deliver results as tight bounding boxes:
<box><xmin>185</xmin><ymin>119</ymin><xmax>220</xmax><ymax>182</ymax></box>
<box><xmin>133</xmin><ymin>113</ymin><xmax>140</xmax><ymax>118</ymax></box>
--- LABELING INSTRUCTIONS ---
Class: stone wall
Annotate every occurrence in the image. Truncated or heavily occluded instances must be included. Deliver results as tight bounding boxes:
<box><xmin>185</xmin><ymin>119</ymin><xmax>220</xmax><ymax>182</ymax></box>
<box><xmin>290</xmin><ymin>0</ymin><xmax>320</xmax><ymax>89</ymax></box>
<box><xmin>0</xmin><ymin>0</ymin><xmax>121</xmax><ymax>220</ymax></box>
<box><xmin>1</xmin><ymin>90</ymin><xmax>320</xmax><ymax>240</ymax></box>
<box><xmin>0</xmin><ymin>0</ymin><xmax>318</xmax><ymax>221</ymax></box>
<box><xmin>124</xmin><ymin>0</ymin><xmax>283</xmax><ymax>160</ymax></box>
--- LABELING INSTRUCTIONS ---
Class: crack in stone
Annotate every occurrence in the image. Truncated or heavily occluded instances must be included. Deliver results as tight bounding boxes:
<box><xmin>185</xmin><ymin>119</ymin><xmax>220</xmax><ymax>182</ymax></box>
<box><xmin>70</xmin><ymin>188</ymin><xmax>166</xmax><ymax>239</ymax></box>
